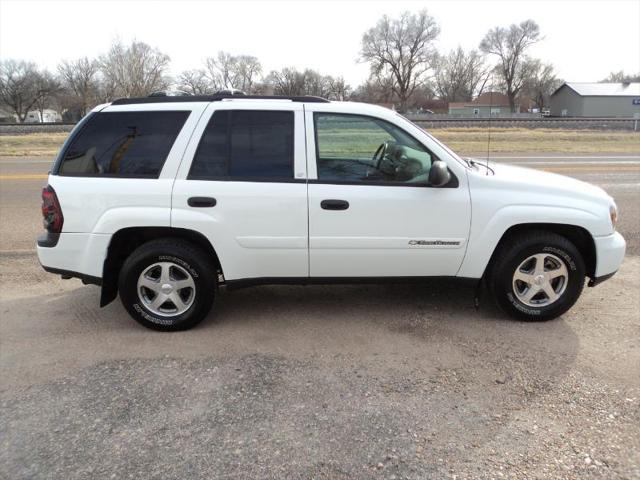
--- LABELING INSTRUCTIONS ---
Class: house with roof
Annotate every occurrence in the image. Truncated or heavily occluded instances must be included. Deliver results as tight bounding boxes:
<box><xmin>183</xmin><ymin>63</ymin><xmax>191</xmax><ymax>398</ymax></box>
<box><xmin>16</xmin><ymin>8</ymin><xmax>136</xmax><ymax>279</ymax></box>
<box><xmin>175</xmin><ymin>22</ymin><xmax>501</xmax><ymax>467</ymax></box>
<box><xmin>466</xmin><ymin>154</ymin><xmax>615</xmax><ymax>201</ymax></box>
<box><xmin>448</xmin><ymin>92</ymin><xmax>522</xmax><ymax>115</ymax></box>
<box><xmin>549</xmin><ymin>82</ymin><xmax>640</xmax><ymax>117</ymax></box>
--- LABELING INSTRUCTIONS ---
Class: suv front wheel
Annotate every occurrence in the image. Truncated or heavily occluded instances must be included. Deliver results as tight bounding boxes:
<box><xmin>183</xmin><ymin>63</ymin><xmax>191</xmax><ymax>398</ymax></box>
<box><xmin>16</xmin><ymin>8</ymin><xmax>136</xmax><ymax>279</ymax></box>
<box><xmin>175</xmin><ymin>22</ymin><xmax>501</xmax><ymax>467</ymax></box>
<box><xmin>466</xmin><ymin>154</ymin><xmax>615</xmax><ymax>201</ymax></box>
<box><xmin>489</xmin><ymin>231</ymin><xmax>586</xmax><ymax>321</ymax></box>
<box><xmin>118</xmin><ymin>239</ymin><xmax>216</xmax><ymax>331</ymax></box>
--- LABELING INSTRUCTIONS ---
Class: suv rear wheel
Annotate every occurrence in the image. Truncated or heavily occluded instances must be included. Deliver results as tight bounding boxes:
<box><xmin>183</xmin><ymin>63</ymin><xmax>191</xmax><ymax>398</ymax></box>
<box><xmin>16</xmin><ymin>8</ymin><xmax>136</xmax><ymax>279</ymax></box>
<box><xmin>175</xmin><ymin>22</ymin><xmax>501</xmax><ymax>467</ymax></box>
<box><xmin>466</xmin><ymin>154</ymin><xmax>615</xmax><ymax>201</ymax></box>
<box><xmin>489</xmin><ymin>231</ymin><xmax>586</xmax><ymax>321</ymax></box>
<box><xmin>118</xmin><ymin>239</ymin><xmax>216</xmax><ymax>331</ymax></box>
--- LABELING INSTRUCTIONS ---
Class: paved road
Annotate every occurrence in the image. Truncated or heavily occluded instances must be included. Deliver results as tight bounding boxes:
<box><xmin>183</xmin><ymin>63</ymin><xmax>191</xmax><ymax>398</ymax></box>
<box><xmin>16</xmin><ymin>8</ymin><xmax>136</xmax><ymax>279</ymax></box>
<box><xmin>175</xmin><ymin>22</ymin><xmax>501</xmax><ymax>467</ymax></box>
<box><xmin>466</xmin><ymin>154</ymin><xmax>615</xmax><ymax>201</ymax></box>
<box><xmin>1</xmin><ymin>154</ymin><xmax>638</xmax><ymax>254</ymax></box>
<box><xmin>1</xmin><ymin>154</ymin><xmax>639</xmax><ymax>479</ymax></box>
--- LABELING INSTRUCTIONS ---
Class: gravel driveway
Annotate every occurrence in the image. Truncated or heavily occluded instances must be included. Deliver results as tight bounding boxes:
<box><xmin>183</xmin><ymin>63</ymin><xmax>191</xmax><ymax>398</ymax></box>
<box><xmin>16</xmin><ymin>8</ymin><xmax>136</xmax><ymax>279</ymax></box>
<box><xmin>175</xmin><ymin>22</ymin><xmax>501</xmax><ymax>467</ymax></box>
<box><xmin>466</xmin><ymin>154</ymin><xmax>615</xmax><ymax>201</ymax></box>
<box><xmin>1</xmin><ymin>252</ymin><xmax>638</xmax><ymax>479</ymax></box>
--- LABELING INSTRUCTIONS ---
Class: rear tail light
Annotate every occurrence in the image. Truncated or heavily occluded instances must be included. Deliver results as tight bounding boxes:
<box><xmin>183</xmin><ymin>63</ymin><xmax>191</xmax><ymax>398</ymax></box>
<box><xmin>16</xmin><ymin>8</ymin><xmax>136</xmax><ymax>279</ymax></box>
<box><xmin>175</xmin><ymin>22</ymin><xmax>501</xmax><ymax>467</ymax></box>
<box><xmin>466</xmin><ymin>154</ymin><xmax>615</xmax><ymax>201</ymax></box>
<box><xmin>41</xmin><ymin>185</ymin><xmax>64</xmax><ymax>233</ymax></box>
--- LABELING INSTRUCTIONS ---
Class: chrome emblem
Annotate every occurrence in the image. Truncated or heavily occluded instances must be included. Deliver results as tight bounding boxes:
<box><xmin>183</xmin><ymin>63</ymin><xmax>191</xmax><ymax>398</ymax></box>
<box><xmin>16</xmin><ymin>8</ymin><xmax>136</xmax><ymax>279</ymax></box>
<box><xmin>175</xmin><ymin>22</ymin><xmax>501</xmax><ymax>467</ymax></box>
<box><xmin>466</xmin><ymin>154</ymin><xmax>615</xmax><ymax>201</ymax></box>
<box><xmin>408</xmin><ymin>240</ymin><xmax>460</xmax><ymax>246</ymax></box>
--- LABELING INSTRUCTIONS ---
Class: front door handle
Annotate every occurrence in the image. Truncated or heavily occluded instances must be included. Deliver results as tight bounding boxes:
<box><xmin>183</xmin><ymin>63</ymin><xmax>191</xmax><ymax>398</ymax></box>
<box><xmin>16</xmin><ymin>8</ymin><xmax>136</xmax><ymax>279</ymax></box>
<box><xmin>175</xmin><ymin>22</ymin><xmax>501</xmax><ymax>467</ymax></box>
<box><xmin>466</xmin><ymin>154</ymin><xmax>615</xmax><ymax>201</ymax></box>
<box><xmin>188</xmin><ymin>196</ymin><xmax>217</xmax><ymax>208</ymax></box>
<box><xmin>321</xmin><ymin>199</ymin><xmax>349</xmax><ymax>210</ymax></box>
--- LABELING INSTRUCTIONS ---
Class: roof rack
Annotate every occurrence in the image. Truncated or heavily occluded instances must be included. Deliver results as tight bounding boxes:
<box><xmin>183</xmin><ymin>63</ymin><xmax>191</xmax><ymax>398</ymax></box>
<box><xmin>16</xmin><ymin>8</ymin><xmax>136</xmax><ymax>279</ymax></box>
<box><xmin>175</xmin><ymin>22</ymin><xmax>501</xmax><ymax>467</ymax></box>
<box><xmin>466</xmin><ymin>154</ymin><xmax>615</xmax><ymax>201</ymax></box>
<box><xmin>111</xmin><ymin>94</ymin><xmax>330</xmax><ymax>105</ymax></box>
<box><xmin>148</xmin><ymin>90</ymin><xmax>192</xmax><ymax>97</ymax></box>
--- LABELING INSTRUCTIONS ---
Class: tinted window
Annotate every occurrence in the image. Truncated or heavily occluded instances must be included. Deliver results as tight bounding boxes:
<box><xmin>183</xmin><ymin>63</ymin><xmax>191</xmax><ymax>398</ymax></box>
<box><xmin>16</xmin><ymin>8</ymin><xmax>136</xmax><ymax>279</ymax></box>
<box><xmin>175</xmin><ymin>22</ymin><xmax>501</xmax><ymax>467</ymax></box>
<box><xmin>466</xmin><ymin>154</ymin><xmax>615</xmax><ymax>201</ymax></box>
<box><xmin>59</xmin><ymin>111</ymin><xmax>189</xmax><ymax>177</ymax></box>
<box><xmin>314</xmin><ymin>113</ymin><xmax>434</xmax><ymax>184</ymax></box>
<box><xmin>189</xmin><ymin>110</ymin><xmax>294</xmax><ymax>180</ymax></box>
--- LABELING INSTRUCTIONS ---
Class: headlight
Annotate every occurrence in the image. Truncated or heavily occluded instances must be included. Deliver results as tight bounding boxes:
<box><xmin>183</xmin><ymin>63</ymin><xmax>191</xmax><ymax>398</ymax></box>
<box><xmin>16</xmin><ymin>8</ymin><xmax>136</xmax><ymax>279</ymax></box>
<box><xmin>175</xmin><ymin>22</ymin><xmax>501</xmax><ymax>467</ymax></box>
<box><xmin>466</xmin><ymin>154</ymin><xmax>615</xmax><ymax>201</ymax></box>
<box><xmin>610</xmin><ymin>204</ymin><xmax>618</xmax><ymax>230</ymax></box>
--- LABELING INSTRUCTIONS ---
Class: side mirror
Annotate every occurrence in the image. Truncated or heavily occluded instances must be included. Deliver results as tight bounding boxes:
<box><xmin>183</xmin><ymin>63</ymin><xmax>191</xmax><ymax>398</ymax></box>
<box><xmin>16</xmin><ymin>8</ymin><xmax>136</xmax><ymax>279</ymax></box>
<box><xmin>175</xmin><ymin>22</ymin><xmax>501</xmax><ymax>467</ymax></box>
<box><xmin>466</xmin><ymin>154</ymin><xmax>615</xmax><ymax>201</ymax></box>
<box><xmin>428</xmin><ymin>160</ymin><xmax>451</xmax><ymax>187</ymax></box>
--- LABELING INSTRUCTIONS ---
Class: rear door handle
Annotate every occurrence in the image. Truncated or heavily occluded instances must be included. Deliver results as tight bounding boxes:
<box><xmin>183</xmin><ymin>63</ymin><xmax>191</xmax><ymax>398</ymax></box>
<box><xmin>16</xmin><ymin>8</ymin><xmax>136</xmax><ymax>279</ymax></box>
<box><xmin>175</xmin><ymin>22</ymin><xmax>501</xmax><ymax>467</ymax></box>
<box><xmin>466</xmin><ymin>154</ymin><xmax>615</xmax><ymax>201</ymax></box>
<box><xmin>188</xmin><ymin>196</ymin><xmax>217</xmax><ymax>208</ymax></box>
<box><xmin>321</xmin><ymin>199</ymin><xmax>349</xmax><ymax>210</ymax></box>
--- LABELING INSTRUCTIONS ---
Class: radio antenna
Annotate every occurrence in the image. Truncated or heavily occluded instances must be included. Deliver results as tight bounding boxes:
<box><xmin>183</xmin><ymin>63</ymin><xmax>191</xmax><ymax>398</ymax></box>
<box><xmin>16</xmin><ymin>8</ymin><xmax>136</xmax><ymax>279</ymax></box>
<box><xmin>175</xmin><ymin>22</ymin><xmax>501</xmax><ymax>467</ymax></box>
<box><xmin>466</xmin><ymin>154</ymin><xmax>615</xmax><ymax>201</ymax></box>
<box><xmin>485</xmin><ymin>90</ymin><xmax>493</xmax><ymax>175</ymax></box>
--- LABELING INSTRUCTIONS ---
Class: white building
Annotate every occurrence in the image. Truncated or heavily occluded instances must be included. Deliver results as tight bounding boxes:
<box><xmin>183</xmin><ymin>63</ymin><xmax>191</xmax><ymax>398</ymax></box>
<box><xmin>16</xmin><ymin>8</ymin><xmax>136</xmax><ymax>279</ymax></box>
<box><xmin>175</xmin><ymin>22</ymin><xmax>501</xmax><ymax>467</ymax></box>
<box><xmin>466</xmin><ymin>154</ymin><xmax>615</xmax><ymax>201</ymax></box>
<box><xmin>23</xmin><ymin>109</ymin><xmax>63</xmax><ymax>123</ymax></box>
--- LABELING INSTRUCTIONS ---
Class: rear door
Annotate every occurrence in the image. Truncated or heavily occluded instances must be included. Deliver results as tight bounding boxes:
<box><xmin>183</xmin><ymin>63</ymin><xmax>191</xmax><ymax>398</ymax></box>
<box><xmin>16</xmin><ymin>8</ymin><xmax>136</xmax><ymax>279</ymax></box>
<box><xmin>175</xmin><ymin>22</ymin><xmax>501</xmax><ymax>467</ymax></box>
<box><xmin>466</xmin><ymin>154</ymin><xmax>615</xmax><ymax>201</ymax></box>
<box><xmin>172</xmin><ymin>101</ymin><xmax>309</xmax><ymax>281</ymax></box>
<box><xmin>305</xmin><ymin>106</ymin><xmax>471</xmax><ymax>278</ymax></box>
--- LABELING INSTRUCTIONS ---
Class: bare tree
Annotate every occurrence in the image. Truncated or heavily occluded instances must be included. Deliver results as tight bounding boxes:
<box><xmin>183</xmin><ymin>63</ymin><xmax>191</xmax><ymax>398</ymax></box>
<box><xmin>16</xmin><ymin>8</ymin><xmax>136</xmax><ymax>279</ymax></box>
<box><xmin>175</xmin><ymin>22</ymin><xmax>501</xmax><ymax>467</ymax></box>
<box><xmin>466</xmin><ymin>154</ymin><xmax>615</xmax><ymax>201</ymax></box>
<box><xmin>408</xmin><ymin>83</ymin><xmax>437</xmax><ymax>110</ymax></box>
<box><xmin>205</xmin><ymin>51</ymin><xmax>234</xmax><ymax>90</ymax></box>
<box><xmin>178</xmin><ymin>69</ymin><xmax>211</xmax><ymax>95</ymax></box>
<box><xmin>480</xmin><ymin>19</ymin><xmax>541</xmax><ymax>112</ymax></box>
<box><xmin>0</xmin><ymin>59</ymin><xmax>45</xmax><ymax>122</ymax></box>
<box><xmin>233</xmin><ymin>55</ymin><xmax>262</xmax><ymax>93</ymax></box>
<box><xmin>352</xmin><ymin>74</ymin><xmax>397</xmax><ymax>104</ymax></box>
<box><xmin>267</xmin><ymin>67</ymin><xmax>307</xmax><ymax>95</ymax></box>
<box><xmin>435</xmin><ymin>47</ymin><xmax>490</xmax><ymax>102</ymax></box>
<box><xmin>266</xmin><ymin>68</ymin><xmax>347</xmax><ymax>99</ymax></box>
<box><xmin>521</xmin><ymin>60</ymin><xmax>561</xmax><ymax>109</ymax></box>
<box><xmin>600</xmin><ymin>71</ymin><xmax>640</xmax><ymax>83</ymax></box>
<box><xmin>33</xmin><ymin>70</ymin><xmax>60</xmax><ymax>121</ymax></box>
<box><xmin>325</xmin><ymin>76</ymin><xmax>350</xmax><ymax>100</ymax></box>
<box><xmin>303</xmin><ymin>70</ymin><xmax>332</xmax><ymax>98</ymax></box>
<box><xmin>58</xmin><ymin>57</ymin><xmax>99</xmax><ymax>116</ymax></box>
<box><xmin>205</xmin><ymin>52</ymin><xmax>263</xmax><ymax>93</ymax></box>
<box><xmin>100</xmin><ymin>40</ymin><xmax>171</xmax><ymax>98</ymax></box>
<box><xmin>360</xmin><ymin>10</ymin><xmax>440</xmax><ymax>112</ymax></box>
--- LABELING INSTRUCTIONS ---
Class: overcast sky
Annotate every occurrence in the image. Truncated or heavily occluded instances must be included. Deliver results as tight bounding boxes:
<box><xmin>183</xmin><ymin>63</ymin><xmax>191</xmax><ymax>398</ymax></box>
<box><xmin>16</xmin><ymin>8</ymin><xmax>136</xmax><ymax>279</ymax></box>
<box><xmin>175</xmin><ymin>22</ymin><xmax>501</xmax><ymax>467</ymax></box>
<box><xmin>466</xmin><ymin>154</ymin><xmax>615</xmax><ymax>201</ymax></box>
<box><xmin>1</xmin><ymin>0</ymin><xmax>638</xmax><ymax>86</ymax></box>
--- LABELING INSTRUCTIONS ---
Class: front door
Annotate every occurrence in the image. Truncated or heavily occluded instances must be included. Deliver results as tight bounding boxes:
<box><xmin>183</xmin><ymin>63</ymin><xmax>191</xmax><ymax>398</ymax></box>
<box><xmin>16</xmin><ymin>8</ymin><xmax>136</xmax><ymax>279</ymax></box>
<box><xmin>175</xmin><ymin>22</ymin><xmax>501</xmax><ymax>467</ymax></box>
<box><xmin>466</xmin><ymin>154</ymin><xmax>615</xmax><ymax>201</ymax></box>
<box><xmin>306</xmin><ymin>110</ymin><xmax>471</xmax><ymax>278</ymax></box>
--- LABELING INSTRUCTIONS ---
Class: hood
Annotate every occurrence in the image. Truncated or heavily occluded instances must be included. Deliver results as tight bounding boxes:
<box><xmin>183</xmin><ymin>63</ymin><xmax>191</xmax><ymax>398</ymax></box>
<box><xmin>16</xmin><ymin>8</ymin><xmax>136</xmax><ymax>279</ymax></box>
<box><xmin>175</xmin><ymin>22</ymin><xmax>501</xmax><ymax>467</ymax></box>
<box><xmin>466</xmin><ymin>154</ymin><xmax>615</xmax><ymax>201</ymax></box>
<box><xmin>470</xmin><ymin>161</ymin><xmax>612</xmax><ymax>204</ymax></box>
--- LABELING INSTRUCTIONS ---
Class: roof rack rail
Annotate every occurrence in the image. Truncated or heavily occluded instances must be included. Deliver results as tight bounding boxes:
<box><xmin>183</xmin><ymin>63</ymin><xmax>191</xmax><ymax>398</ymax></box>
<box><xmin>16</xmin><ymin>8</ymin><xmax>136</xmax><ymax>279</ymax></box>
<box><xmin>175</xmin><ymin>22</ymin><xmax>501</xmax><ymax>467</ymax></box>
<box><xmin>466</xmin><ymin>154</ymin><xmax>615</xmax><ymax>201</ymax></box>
<box><xmin>213</xmin><ymin>88</ymin><xmax>246</xmax><ymax>96</ymax></box>
<box><xmin>111</xmin><ymin>94</ymin><xmax>330</xmax><ymax>105</ymax></box>
<box><xmin>148</xmin><ymin>90</ymin><xmax>192</xmax><ymax>97</ymax></box>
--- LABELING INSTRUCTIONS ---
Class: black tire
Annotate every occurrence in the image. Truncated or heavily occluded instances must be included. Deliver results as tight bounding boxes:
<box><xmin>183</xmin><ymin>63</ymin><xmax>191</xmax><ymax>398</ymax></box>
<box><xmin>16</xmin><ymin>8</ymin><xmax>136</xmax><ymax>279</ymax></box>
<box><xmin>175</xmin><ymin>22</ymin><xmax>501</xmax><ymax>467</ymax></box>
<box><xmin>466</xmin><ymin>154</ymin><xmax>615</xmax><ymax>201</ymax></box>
<box><xmin>118</xmin><ymin>238</ymin><xmax>216</xmax><ymax>331</ymax></box>
<box><xmin>488</xmin><ymin>231</ymin><xmax>585</xmax><ymax>321</ymax></box>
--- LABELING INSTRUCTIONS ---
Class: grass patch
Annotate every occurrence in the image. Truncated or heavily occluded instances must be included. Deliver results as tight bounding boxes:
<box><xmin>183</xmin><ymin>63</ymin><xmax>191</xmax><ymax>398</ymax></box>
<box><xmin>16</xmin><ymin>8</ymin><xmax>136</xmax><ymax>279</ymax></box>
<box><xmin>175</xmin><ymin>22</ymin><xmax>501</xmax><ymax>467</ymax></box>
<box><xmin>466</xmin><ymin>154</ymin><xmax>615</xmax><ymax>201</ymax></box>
<box><xmin>0</xmin><ymin>133</ymin><xmax>67</xmax><ymax>156</ymax></box>
<box><xmin>427</xmin><ymin>127</ymin><xmax>640</xmax><ymax>155</ymax></box>
<box><xmin>0</xmin><ymin>128</ymin><xmax>638</xmax><ymax>157</ymax></box>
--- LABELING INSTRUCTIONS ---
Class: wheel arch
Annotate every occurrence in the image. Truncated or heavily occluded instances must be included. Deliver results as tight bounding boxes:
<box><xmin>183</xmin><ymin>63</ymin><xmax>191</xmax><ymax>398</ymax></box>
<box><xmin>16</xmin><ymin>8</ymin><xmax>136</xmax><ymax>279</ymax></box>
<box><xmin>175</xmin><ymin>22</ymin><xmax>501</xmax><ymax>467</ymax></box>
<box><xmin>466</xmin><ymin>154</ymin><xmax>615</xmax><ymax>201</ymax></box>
<box><xmin>100</xmin><ymin>226</ymin><xmax>222</xmax><ymax>307</ymax></box>
<box><xmin>483</xmin><ymin>223</ymin><xmax>596</xmax><ymax>280</ymax></box>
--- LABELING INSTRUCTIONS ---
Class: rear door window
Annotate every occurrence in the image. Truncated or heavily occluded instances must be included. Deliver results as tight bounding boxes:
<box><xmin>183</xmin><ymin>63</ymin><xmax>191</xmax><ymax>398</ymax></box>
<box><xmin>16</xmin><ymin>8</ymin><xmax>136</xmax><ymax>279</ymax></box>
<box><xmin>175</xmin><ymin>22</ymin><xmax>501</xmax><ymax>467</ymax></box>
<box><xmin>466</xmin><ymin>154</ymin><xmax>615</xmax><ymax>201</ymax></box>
<box><xmin>188</xmin><ymin>110</ymin><xmax>294</xmax><ymax>181</ymax></box>
<box><xmin>58</xmin><ymin>111</ymin><xmax>189</xmax><ymax>177</ymax></box>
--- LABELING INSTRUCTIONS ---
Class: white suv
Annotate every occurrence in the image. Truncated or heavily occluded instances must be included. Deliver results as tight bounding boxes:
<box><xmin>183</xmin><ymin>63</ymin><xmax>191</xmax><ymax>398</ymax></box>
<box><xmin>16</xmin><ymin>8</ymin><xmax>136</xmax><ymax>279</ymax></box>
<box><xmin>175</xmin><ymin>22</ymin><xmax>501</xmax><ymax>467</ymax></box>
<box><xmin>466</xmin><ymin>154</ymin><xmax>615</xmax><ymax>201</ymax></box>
<box><xmin>37</xmin><ymin>95</ymin><xmax>626</xmax><ymax>330</ymax></box>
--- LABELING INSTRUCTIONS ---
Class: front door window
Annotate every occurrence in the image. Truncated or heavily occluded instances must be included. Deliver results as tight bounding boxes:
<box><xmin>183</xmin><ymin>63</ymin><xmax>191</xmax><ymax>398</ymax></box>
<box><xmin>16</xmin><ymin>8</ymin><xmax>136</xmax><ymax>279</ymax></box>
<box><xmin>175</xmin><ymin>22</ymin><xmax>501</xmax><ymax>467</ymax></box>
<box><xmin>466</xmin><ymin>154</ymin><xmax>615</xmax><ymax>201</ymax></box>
<box><xmin>314</xmin><ymin>113</ymin><xmax>435</xmax><ymax>184</ymax></box>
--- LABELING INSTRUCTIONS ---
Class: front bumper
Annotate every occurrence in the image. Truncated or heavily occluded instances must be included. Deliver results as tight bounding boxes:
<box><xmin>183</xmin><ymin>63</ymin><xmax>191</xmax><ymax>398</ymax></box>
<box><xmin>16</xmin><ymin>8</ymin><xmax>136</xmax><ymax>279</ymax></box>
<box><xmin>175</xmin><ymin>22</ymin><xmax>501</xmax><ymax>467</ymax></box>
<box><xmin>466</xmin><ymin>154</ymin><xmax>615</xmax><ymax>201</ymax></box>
<box><xmin>591</xmin><ymin>231</ymin><xmax>626</xmax><ymax>285</ymax></box>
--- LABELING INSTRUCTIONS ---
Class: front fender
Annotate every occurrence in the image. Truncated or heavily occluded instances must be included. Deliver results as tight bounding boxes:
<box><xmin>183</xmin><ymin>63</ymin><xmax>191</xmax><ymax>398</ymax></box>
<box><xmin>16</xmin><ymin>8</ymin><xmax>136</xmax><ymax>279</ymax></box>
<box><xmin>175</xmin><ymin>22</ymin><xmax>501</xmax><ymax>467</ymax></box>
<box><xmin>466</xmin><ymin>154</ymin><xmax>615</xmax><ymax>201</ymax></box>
<box><xmin>457</xmin><ymin>205</ymin><xmax>602</xmax><ymax>278</ymax></box>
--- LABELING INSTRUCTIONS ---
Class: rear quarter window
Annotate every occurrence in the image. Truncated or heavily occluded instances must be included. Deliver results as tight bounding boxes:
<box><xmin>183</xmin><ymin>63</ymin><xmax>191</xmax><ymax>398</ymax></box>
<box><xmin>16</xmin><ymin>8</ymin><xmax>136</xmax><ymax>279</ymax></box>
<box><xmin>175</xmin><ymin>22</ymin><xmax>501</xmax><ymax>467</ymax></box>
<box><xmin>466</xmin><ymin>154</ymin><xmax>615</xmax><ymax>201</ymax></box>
<box><xmin>58</xmin><ymin>111</ymin><xmax>189</xmax><ymax>177</ymax></box>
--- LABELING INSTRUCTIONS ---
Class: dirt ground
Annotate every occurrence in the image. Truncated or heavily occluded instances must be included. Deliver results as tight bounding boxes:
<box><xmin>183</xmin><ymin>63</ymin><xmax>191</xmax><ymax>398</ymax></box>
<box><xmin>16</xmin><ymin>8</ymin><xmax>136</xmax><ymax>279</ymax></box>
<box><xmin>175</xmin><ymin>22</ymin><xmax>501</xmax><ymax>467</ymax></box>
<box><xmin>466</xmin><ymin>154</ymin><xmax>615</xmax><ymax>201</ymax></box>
<box><xmin>1</xmin><ymin>251</ymin><xmax>638</xmax><ymax>479</ymax></box>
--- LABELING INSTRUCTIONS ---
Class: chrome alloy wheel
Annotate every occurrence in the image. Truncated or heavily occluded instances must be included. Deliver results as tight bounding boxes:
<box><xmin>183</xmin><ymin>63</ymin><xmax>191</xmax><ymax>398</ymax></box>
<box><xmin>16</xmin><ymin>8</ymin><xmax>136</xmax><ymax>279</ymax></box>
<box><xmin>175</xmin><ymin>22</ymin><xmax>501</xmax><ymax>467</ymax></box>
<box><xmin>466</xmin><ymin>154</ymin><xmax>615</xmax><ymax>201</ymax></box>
<box><xmin>137</xmin><ymin>262</ymin><xmax>196</xmax><ymax>316</ymax></box>
<box><xmin>512</xmin><ymin>253</ymin><xmax>569</xmax><ymax>307</ymax></box>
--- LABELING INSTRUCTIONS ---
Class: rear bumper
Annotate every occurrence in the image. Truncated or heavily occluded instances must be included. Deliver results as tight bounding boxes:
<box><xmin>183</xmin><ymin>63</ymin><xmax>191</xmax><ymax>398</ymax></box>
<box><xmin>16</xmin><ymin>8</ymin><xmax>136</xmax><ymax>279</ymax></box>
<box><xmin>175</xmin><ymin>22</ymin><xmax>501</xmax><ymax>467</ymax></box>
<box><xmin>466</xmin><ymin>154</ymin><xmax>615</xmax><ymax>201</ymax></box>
<box><xmin>37</xmin><ymin>232</ymin><xmax>60</xmax><ymax>248</ymax></box>
<box><xmin>592</xmin><ymin>231</ymin><xmax>626</xmax><ymax>280</ymax></box>
<box><xmin>36</xmin><ymin>232</ymin><xmax>111</xmax><ymax>280</ymax></box>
